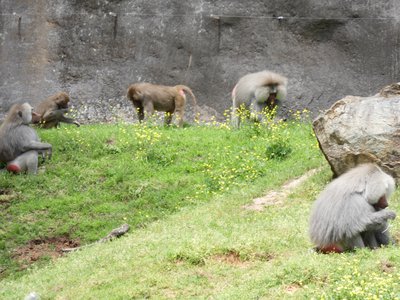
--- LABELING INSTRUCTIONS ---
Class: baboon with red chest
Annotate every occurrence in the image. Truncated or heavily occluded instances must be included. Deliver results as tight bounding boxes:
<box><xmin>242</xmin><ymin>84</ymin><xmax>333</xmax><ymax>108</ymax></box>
<box><xmin>127</xmin><ymin>83</ymin><xmax>197</xmax><ymax>126</ymax></box>
<box><xmin>32</xmin><ymin>92</ymin><xmax>80</xmax><ymax>128</ymax></box>
<box><xmin>309</xmin><ymin>163</ymin><xmax>396</xmax><ymax>253</ymax></box>
<box><xmin>0</xmin><ymin>103</ymin><xmax>52</xmax><ymax>174</ymax></box>
<box><xmin>231</xmin><ymin>70</ymin><xmax>288</xmax><ymax>128</ymax></box>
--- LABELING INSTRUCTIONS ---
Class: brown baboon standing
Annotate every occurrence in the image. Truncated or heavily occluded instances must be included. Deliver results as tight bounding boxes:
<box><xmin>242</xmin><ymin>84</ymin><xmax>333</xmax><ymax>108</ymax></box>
<box><xmin>127</xmin><ymin>83</ymin><xmax>197</xmax><ymax>126</ymax></box>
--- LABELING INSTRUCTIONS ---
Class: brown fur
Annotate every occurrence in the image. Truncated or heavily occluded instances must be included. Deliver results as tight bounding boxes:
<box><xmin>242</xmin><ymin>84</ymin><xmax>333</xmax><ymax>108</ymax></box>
<box><xmin>32</xmin><ymin>92</ymin><xmax>80</xmax><ymax>128</ymax></box>
<box><xmin>127</xmin><ymin>83</ymin><xmax>197</xmax><ymax>126</ymax></box>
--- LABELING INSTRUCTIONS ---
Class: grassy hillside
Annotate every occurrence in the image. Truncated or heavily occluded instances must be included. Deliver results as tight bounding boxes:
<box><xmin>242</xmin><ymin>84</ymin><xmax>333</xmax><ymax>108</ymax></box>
<box><xmin>1</xmin><ymin>116</ymin><xmax>400</xmax><ymax>299</ymax></box>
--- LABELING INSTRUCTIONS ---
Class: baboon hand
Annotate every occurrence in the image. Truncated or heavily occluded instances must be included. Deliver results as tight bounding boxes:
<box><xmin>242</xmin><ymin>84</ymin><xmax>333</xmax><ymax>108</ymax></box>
<box><xmin>384</xmin><ymin>210</ymin><xmax>396</xmax><ymax>220</ymax></box>
<box><xmin>40</xmin><ymin>146</ymin><xmax>52</xmax><ymax>161</ymax></box>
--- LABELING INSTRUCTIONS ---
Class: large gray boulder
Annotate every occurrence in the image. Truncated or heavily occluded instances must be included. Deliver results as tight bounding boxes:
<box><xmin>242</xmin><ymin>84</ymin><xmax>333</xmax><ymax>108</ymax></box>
<box><xmin>313</xmin><ymin>84</ymin><xmax>400</xmax><ymax>180</ymax></box>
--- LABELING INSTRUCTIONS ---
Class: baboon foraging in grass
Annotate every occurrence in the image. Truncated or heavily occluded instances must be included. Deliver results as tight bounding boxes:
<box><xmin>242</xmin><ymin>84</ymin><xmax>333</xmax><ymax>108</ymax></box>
<box><xmin>231</xmin><ymin>70</ymin><xmax>287</xmax><ymax>127</ymax></box>
<box><xmin>0</xmin><ymin>103</ymin><xmax>52</xmax><ymax>174</ymax></box>
<box><xmin>309</xmin><ymin>163</ymin><xmax>396</xmax><ymax>253</ymax></box>
<box><xmin>32</xmin><ymin>92</ymin><xmax>80</xmax><ymax>128</ymax></box>
<box><xmin>127</xmin><ymin>83</ymin><xmax>197</xmax><ymax>126</ymax></box>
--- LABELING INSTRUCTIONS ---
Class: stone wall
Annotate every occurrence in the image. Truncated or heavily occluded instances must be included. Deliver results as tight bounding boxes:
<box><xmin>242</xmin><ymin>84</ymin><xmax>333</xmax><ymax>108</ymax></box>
<box><xmin>1</xmin><ymin>0</ymin><xmax>400</xmax><ymax>123</ymax></box>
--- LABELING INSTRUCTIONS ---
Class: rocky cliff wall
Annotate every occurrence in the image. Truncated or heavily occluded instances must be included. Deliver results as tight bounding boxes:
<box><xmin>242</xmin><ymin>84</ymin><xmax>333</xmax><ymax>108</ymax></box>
<box><xmin>1</xmin><ymin>0</ymin><xmax>399</xmax><ymax>123</ymax></box>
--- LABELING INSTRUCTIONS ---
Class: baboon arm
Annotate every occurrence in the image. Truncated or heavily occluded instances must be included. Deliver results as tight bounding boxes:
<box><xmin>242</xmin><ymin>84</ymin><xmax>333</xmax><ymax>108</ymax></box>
<box><xmin>21</xmin><ymin>141</ymin><xmax>52</xmax><ymax>160</ymax></box>
<box><xmin>43</xmin><ymin>109</ymin><xmax>80</xmax><ymax>126</ymax></box>
<box><xmin>361</xmin><ymin>231</ymin><xmax>379</xmax><ymax>249</ymax></box>
<box><xmin>22</xmin><ymin>141</ymin><xmax>52</xmax><ymax>157</ymax></box>
<box><xmin>374</xmin><ymin>229</ymin><xmax>392</xmax><ymax>246</ymax></box>
<box><xmin>58</xmin><ymin>115</ymin><xmax>80</xmax><ymax>126</ymax></box>
<box><xmin>43</xmin><ymin>109</ymin><xmax>69</xmax><ymax>120</ymax></box>
<box><xmin>364</xmin><ymin>210</ymin><xmax>396</xmax><ymax>231</ymax></box>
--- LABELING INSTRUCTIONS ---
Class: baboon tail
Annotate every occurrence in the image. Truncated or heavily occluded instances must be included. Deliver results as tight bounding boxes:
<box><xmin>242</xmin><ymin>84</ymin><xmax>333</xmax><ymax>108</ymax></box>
<box><xmin>175</xmin><ymin>85</ymin><xmax>199</xmax><ymax>122</ymax></box>
<box><xmin>175</xmin><ymin>85</ymin><xmax>197</xmax><ymax>106</ymax></box>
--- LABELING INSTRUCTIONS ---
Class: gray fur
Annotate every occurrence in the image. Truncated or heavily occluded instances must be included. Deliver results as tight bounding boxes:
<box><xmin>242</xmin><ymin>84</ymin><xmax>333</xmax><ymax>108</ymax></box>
<box><xmin>231</xmin><ymin>70</ymin><xmax>288</xmax><ymax>127</ymax></box>
<box><xmin>0</xmin><ymin>103</ymin><xmax>52</xmax><ymax>174</ymax></box>
<box><xmin>309</xmin><ymin>163</ymin><xmax>396</xmax><ymax>251</ymax></box>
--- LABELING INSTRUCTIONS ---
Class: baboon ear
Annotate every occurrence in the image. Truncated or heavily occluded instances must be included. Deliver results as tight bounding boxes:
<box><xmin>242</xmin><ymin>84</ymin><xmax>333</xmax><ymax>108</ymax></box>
<box><xmin>18</xmin><ymin>111</ymin><xmax>23</xmax><ymax>118</ymax></box>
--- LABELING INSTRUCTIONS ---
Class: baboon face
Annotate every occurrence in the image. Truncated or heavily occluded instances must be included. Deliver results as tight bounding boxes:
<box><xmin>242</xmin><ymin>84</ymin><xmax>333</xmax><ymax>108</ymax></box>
<box><xmin>55</xmin><ymin>94</ymin><xmax>70</xmax><ymax>109</ymax></box>
<box><xmin>268</xmin><ymin>84</ymin><xmax>278</xmax><ymax>96</ymax></box>
<box><xmin>373</xmin><ymin>196</ymin><xmax>388</xmax><ymax>210</ymax></box>
<box><xmin>130</xmin><ymin>88</ymin><xmax>143</xmax><ymax>101</ymax></box>
<box><xmin>267</xmin><ymin>85</ymin><xmax>278</xmax><ymax>108</ymax></box>
<box><xmin>19</xmin><ymin>103</ymin><xmax>34</xmax><ymax>124</ymax></box>
<box><xmin>254</xmin><ymin>85</ymin><xmax>278</xmax><ymax>105</ymax></box>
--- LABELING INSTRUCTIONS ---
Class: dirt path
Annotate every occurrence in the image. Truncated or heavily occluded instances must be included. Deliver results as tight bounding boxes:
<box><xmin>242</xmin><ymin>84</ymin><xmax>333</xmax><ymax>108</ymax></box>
<box><xmin>243</xmin><ymin>168</ymin><xmax>320</xmax><ymax>211</ymax></box>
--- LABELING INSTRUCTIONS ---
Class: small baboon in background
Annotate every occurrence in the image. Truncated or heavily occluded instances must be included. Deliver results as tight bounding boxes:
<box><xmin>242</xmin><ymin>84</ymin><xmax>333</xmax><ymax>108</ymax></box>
<box><xmin>231</xmin><ymin>70</ymin><xmax>287</xmax><ymax>127</ymax></box>
<box><xmin>127</xmin><ymin>83</ymin><xmax>197</xmax><ymax>126</ymax></box>
<box><xmin>32</xmin><ymin>92</ymin><xmax>80</xmax><ymax>128</ymax></box>
<box><xmin>0</xmin><ymin>103</ymin><xmax>52</xmax><ymax>174</ymax></box>
<box><xmin>309</xmin><ymin>163</ymin><xmax>396</xmax><ymax>253</ymax></box>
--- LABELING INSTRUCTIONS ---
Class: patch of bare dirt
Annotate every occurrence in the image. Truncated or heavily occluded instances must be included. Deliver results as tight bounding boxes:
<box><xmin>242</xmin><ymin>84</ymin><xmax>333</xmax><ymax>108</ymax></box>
<box><xmin>212</xmin><ymin>250</ymin><xmax>246</xmax><ymax>266</ymax></box>
<box><xmin>380</xmin><ymin>260</ymin><xmax>395</xmax><ymax>273</ymax></box>
<box><xmin>253</xmin><ymin>252</ymin><xmax>275</xmax><ymax>261</ymax></box>
<box><xmin>285</xmin><ymin>283</ymin><xmax>301</xmax><ymax>294</ymax></box>
<box><xmin>243</xmin><ymin>168</ymin><xmax>320</xmax><ymax>211</ymax></box>
<box><xmin>12</xmin><ymin>236</ymin><xmax>80</xmax><ymax>269</ymax></box>
<box><xmin>210</xmin><ymin>250</ymin><xmax>273</xmax><ymax>267</ymax></box>
<box><xmin>0</xmin><ymin>188</ymin><xmax>19</xmax><ymax>206</ymax></box>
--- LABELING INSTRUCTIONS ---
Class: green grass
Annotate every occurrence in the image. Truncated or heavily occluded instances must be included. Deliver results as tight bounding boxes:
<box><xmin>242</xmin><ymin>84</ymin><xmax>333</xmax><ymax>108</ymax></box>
<box><xmin>1</xmin><ymin>116</ymin><xmax>400</xmax><ymax>299</ymax></box>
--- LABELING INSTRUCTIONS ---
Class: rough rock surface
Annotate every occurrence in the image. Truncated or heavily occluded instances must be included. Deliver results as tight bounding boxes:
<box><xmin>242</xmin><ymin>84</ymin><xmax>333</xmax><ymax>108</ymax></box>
<box><xmin>1</xmin><ymin>1</ymin><xmax>400</xmax><ymax>123</ymax></box>
<box><xmin>313</xmin><ymin>85</ymin><xmax>400</xmax><ymax>180</ymax></box>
